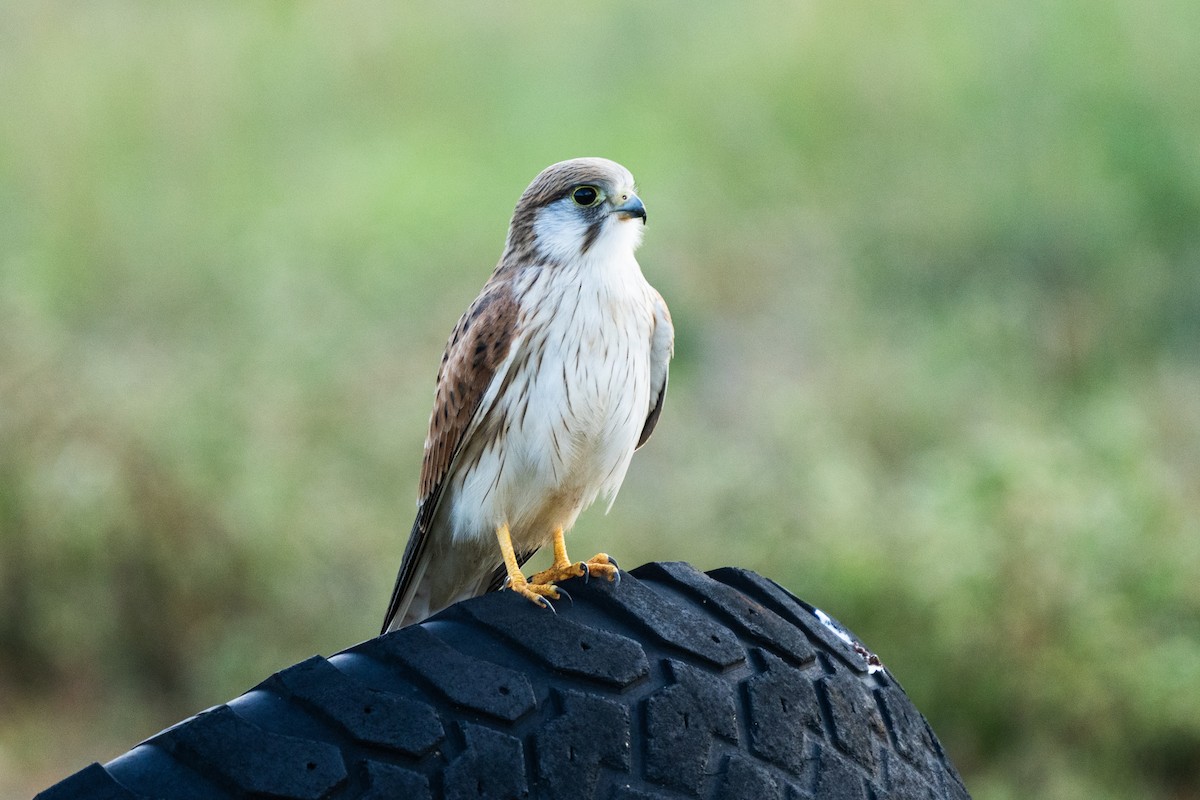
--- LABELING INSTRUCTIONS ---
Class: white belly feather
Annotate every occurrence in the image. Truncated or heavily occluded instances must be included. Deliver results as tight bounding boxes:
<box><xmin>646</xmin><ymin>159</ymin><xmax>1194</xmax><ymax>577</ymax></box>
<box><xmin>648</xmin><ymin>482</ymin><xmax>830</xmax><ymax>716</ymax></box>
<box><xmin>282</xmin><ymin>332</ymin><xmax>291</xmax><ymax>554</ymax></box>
<box><xmin>447</xmin><ymin>255</ymin><xmax>655</xmax><ymax>554</ymax></box>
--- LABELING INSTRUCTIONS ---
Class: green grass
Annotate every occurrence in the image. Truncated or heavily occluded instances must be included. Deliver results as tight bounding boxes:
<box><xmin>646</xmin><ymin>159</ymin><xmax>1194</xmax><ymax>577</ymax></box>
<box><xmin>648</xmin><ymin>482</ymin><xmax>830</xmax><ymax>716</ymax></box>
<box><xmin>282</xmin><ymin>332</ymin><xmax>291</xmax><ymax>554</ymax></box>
<box><xmin>3</xmin><ymin>1</ymin><xmax>1199</xmax><ymax>797</ymax></box>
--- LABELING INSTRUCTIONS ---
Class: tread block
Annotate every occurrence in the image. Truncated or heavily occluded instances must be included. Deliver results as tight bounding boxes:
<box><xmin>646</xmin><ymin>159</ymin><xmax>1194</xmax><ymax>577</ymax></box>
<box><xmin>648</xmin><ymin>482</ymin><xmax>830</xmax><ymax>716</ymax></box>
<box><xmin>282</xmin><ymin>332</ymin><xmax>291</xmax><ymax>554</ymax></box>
<box><xmin>881</xmin><ymin>750</ymin><xmax>937</xmax><ymax>800</ymax></box>
<box><xmin>591</xmin><ymin>571</ymin><xmax>746</xmax><ymax>668</ymax></box>
<box><xmin>938</xmin><ymin>752</ymin><xmax>972</xmax><ymax>800</ymax></box>
<box><xmin>152</xmin><ymin>705</ymin><xmax>346</xmax><ymax>799</ymax></box>
<box><xmin>715</xmin><ymin>754</ymin><xmax>788</xmax><ymax>800</ymax></box>
<box><xmin>266</xmin><ymin>656</ymin><xmax>445</xmax><ymax>756</ymax></box>
<box><xmin>875</xmin><ymin>684</ymin><xmax>937</xmax><ymax>770</ymax></box>
<box><xmin>634</xmin><ymin>562</ymin><xmax>816</xmax><ymax>666</ymax></box>
<box><xmin>811</xmin><ymin>743</ymin><xmax>869</xmax><ymax>800</ymax></box>
<box><xmin>708</xmin><ymin>568</ymin><xmax>866</xmax><ymax>673</ymax></box>
<box><xmin>819</xmin><ymin>668</ymin><xmax>885</xmax><ymax>774</ymax></box>
<box><xmin>361</xmin><ymin>760</ymin><xmax>431</xmax><ymax>800</ymax></box>
<box><xmin>33</xmin><ymin>763</ymin><xmax>144</xmax><ymax>800</ymax></box>
<box><xmin>451</xmin><ymin>591</ymin><xmax>650</xmax><ymax>687</ymax></box>
<box><xmin>371</xmin><ymin>626</ymin><xmax>537</xmax><ymax>721</ymax></box>
<box><xmin>105</xmin><ymin>744</ymin><xmax>233</xmax><ymax>800</ymax></box>
<box><xmin>643</xmin><ymin>660</ymin><xmax>739</xmax><ymax>795</ymax></box>
<box><xmin>443</xmin><ymin>722</ymin><xmax>527</xmax><ymax>800</ymax></box>
<box><xmin>744</xmin><ymin>650</ymin><xmax>823</xmax><ymax>775</ymax></box>
<box><xmin>535</xmin><ymin>689</ymin><xmax>631</xmax><ymax>797</ymax></box>
<box><xmin>611</xmin><ymin>787</ymin><xmax>672</xmax><ymax>800</ymax></box>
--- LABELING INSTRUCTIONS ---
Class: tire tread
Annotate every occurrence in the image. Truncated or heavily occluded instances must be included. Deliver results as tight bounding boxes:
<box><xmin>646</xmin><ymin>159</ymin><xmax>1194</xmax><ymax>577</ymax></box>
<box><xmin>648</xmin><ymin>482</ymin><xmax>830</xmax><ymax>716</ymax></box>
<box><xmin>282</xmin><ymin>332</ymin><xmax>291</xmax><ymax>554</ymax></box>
<box><xmin>37</xmin><ymin>563</ymin><xmax>970</xmax><ymax>799</ymax></box>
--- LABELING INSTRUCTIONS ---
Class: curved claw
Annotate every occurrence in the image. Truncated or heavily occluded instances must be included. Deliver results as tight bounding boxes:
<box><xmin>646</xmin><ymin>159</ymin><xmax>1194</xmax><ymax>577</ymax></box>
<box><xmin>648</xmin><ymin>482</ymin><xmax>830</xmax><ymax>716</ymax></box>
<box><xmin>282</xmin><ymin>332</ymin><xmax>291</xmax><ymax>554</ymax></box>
<box><xmin>603</xmin><ymin>554</ymin><xmax>621</xmax><ymax>586</ymax></box>
<box><xmin>536</xmin><ymin>594</ymin><xmax>557</xmax><ymax>614</ymax></box>
<box><xmin>555</xmin><ymin>586</ymin><xmax>574</xmax><ymax>607</ymax></box>
<box><xmin>580</xmin><ymin>553</ymin><xmax>620</xmax><ymax>587</ymax></box>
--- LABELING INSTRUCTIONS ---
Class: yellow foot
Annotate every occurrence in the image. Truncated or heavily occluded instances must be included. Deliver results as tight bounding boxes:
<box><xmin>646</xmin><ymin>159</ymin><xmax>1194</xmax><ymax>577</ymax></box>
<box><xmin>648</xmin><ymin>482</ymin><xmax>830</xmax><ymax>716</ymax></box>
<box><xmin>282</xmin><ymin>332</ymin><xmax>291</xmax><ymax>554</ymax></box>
<box><xmin>529</xmin><ymin>560</ymin><xmax>587</xmax><ymax>586</ymax></box>
<box><xmin>496</xmin><ymin>522</ymin><xmax>562</xmax><ymax>611</ymax></box>
<box><xmin>530</xmin><ymin>553</ymin><xmax>620</xmax><ymax>587</ymax></box>
<box><xmin>583</xmin><ymin>553</ymin><xmax>620</xmax><ymax>584</ymax></box>
<box><xmin>505</xmin><ymin>573</ymin><xmax>563</xmax><ymax>609</ymax></box>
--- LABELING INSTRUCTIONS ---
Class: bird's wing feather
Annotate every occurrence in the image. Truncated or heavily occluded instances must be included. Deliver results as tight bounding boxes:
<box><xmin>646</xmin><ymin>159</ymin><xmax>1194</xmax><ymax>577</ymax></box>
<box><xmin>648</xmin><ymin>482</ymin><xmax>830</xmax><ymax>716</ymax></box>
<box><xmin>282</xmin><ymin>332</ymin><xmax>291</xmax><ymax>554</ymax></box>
<box><xmin>637</xmin><ymin>290</ymin><xmax>674</xmax><ymax>449</ymax></box>
<box><xmin>381</xmin><ymin>278</ymin><xmax>521</xmax><ymax>633</ymax></box>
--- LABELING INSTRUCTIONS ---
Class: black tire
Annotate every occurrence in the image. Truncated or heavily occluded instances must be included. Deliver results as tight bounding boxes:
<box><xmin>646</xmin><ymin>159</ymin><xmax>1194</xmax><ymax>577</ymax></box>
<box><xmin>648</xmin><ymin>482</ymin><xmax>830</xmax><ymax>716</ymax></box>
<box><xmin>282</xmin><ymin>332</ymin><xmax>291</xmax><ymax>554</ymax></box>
<box><xmin>37</xmin><ymin>561</ymin><xmax>970</xmax><ymax>799</ymax></box>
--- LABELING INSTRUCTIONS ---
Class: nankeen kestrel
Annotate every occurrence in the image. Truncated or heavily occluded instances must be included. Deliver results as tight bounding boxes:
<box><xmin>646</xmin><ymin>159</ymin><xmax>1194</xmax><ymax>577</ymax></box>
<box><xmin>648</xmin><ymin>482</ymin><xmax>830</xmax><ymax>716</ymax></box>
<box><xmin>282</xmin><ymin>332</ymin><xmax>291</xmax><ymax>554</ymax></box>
<box><xmin>381</xmin><ymin>158</ymin><xmax>673</xmax><ymax>633</ymax></box>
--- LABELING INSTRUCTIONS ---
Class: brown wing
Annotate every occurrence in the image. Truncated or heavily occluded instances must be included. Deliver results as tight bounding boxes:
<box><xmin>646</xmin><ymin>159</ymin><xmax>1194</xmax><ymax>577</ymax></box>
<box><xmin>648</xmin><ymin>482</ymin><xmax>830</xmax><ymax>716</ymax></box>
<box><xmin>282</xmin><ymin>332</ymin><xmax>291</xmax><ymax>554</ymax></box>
<box><xmin>419</xmin><ymin>283</ymin><xmax>521</xmax><ymax>500</ymax></box>
<box><xmin>381</xmin><ymin>279</ymin><xmax>520</xmax><ymax>633</ymax></box>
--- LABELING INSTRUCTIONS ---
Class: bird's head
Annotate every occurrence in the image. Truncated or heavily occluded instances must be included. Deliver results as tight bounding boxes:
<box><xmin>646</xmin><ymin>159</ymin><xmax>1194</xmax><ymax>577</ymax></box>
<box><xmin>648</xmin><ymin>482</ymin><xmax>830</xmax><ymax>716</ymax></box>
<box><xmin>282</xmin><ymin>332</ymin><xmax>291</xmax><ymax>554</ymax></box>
<box><xmin>503</xmin><ymin>157</ymin><xmax>647</xmax><ymax>265</ymax></box>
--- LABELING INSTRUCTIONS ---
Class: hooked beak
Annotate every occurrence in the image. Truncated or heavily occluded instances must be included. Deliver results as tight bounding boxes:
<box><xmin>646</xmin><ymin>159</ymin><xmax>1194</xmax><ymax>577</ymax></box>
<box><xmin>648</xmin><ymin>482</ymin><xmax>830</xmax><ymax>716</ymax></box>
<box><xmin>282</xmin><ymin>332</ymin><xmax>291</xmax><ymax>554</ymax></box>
<box><xmin>611</xmin><ymin>192</ymin><xmax>647</xmax><ymax>224</ymax></box>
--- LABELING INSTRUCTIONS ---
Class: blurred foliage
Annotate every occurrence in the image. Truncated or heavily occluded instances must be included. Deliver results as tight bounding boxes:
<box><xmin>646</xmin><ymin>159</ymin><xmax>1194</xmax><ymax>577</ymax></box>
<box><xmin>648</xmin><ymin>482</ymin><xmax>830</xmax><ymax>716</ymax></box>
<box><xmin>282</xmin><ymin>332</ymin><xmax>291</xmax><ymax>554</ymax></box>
<box><xmin>2</xmin><ymin>1</ymin><xmax>1199</xmax><ymax>797</ymax></box>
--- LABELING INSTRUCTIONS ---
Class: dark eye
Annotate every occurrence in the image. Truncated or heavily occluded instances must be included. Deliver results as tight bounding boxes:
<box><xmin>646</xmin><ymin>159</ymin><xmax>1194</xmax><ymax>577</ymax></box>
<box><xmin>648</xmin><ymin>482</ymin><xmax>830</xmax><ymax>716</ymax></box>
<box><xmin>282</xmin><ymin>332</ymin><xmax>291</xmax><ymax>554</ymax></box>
<box><xmin>571</xmin><ymin>185</ymin><xmax>601</xmax><ymax>207</ymax></box>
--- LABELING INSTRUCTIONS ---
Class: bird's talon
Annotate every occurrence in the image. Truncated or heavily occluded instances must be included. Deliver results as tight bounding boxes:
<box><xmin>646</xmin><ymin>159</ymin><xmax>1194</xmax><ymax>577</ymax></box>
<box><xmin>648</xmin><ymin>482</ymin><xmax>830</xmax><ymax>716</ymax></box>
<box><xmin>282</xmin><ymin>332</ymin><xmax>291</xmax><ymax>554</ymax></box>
<box><xmin>581</xmin><ymin>553</ymin><xmax>619</xmax><ymax>584</ymax></box>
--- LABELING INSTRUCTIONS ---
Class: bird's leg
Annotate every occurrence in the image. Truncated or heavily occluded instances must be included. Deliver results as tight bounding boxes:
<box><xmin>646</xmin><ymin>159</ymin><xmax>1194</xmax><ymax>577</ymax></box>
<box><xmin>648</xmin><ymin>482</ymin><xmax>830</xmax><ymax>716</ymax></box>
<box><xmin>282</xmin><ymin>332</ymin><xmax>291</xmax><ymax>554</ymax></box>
<box><xmin>529</xmin><ymin>528</ymin><xmax>586</xmax><ymax>584</ymax></box>
<box><xmin>496</xmin><ymin>523</ymin><xmax>561</xmax><ymax>607</ymax></box>
<box><xmin>530</xmin><ymin>528</ymin><xmax>619</xmax><ymax>586</ymax></box>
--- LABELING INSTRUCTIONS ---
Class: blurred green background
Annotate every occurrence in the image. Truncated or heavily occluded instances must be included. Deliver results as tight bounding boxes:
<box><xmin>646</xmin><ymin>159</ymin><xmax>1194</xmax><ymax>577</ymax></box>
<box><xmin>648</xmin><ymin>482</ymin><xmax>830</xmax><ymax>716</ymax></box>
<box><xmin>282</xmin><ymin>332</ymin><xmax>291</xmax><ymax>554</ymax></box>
<box><xmin>2</xmin><ymin>1</ymin><xmax>1199</xmax><ymax>797</ymax></box>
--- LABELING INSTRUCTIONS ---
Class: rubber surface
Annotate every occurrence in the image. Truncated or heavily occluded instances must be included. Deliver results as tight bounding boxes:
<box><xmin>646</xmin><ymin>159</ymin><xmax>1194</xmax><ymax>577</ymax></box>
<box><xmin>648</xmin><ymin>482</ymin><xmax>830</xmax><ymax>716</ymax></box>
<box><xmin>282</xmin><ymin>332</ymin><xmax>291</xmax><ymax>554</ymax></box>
<box><xmin>37</xmin><ymin>562</ymin><xmax>970</xmax><ymax>799</ymax></box>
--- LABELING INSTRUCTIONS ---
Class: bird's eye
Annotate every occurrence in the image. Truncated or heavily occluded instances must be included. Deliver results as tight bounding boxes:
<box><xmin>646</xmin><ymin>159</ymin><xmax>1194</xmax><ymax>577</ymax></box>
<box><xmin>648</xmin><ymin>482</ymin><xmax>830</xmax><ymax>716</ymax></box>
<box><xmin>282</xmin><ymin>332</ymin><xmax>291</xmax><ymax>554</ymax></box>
<box><xmin>571</xmin><ymin>185</ymin><xmax>601</xmax><ymax>207</ymax></box>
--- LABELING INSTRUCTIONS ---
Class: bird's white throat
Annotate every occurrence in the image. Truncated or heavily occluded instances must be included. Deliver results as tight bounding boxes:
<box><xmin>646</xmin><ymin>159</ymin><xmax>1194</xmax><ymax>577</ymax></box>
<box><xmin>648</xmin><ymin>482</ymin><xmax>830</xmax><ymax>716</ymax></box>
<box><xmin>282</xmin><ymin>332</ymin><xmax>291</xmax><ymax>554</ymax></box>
<box><xmin>531</xmin><ymin>199</ymin><xmax>645</xmax><ymax>268</ymax></box>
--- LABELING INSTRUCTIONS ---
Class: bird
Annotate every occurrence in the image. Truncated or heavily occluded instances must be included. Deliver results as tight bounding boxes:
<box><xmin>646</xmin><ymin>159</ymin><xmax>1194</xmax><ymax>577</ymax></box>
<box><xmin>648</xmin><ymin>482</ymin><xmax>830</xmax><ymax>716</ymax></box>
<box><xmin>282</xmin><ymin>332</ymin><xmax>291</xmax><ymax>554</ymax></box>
<box><xmin>381</xmin><ymin>157</ymin><xmax>673</xmax><ymax>634</ymax></box>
